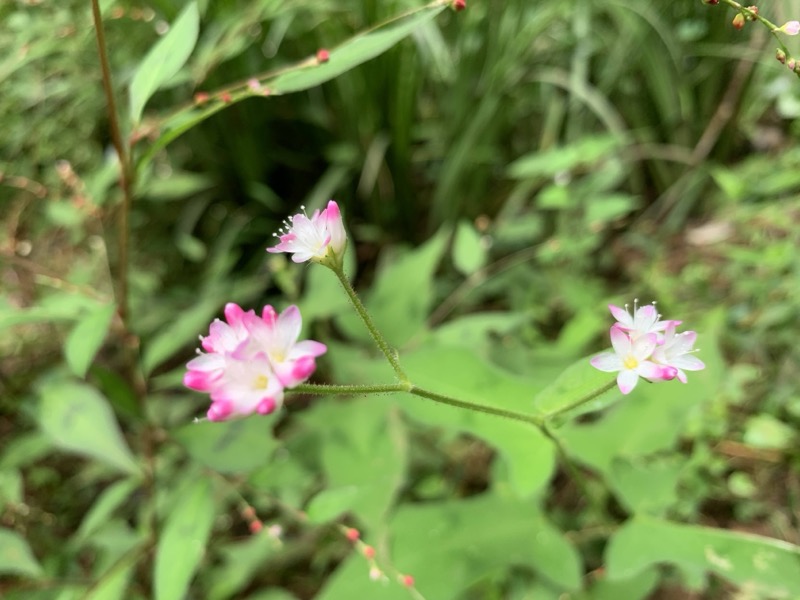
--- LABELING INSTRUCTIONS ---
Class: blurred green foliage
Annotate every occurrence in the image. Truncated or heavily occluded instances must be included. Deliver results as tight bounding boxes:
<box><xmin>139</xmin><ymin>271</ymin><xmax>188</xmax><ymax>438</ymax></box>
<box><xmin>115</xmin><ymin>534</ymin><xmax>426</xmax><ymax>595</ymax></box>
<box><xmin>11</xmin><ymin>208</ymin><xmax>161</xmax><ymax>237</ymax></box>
<box><xmin>2</xmin><ymin>0</ymin><xmax>800</xmax><ymax>598</ymax></box>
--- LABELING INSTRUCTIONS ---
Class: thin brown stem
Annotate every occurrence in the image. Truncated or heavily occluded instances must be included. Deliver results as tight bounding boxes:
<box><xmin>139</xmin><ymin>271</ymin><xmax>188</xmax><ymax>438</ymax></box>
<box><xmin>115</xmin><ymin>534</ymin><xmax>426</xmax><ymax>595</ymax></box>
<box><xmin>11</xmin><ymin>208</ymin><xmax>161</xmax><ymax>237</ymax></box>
<box><xmin>90</xmin><ymin>0</ymin><xmax>134</xmax><ymax>326</ymax></box>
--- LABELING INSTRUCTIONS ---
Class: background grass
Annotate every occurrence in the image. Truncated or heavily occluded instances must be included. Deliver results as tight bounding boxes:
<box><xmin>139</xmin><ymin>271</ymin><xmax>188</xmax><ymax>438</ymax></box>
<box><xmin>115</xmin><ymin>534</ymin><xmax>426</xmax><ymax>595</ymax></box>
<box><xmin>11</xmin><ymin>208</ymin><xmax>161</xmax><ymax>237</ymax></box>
<box><xmin>2</xmin><ymin>0</ymin><xmax>800</xmax><ymax>598</ymax></box>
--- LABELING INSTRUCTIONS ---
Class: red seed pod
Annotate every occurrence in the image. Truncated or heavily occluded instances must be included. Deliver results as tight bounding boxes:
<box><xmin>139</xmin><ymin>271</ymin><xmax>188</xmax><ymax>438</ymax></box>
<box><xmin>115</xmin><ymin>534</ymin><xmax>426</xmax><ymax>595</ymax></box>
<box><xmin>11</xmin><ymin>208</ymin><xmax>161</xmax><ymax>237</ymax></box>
<box><xmin>316</xmin><ymin>49</ymin><xmax>330</xmax><ymax>63</ymax></box>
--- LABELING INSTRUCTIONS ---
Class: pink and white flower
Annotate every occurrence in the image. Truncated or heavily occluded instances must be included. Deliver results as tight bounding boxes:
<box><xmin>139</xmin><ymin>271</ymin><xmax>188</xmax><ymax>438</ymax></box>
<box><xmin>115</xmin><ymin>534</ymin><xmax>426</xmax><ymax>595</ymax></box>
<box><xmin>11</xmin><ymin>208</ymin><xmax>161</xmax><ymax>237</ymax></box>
<box><xmin>184</xmin><ymin>303</ymin><xmax>326</xmax><ymax>421</ymax></box>
<box><xmin>590</xmin><ymin>328</ymin><xmax>674</xmax><ymax>394</ymax></box>
<box><xmin>267</xmin><ymin>200</ymin><xmax>347</xmax><ymax>268</ymax></box>
<box><xmin>591</xmin><ymin>299</ymin><xmax>704</xmax><ymax>393</ymax></box>
<box><xmin>651</xmin><ymin>322</ymin><xmax>705</xmax><ymax>383</ymax></box>
<box><xmin>608</xmin><ymin>299</ymin><xmax>673</xmax><ymax>340</ymax></box>
<box><xmin>779</xmin><ymin>20</ymin><xmax>800</xmax><ymax>35</ymax></box>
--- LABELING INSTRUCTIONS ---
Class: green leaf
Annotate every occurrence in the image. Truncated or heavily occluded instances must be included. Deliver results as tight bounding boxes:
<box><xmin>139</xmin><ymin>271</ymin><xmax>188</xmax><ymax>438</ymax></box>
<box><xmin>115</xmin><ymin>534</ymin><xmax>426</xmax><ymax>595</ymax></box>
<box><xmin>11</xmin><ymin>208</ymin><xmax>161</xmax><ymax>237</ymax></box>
<box><xmin>64</xmin><ymin>302</ymin><xmax>116</xmax><ymax>378</ymax></box>
<box><xmin>605</xmin><ymin>517</ymin><xmax>800</xmax><ymax>597</ymax></box>
<box><xmin>303</xmin><ymin>399</ymin><xmax>408</xmax><ymax>530</ymax></box>
<box><xmin>74</xmin><ymin>478</ymin><xmax>141</xmax><ymax>545</ymax></box>
<box><xmin>508</xmin><ymin>134</ymin><xmax>622</xmax><ymax>180</ymax></box>
<box><xmin>173</xmin><ymin>418</ymin><xmax>280</xmax><ymax>474</ymax></box>
<box><xmin>742</xmin><ymin>414</ymin><xmax>795</xmax><ymax>450</ymax></box>
<box><xmin>400</xmin><ymin>345</ymin><xmax>556</xmax><ymax>497</ymax></box>
<box><xmin>608</xmin><ymin>456</ymin><xmax>684</xmax><ymax>516</ymax></box>
<box><xmin>452</xmin><ymin>220</ymin><xmax>487</xmax><ymax>275</ymax></box>
<box><xmin>0</xmin><ymin>528</ymin><xmax>43</xmax><ymax>578</ymax></box>
<box><xmin>37</xmin><ymin>379</ymin><xmax>139</xmax><ymax>475</ymax></box>
<box><xmin>139</xmin><ymin>3</ymin><xmax>446</xmax><ymax>170</ymax></box>
<box><xmin>207</xmin><ymin>534</ymin><xmax>278</xmax><ymax>600</ymax></box>
<box><xmin>532</xmin><ymin>356</ymin><xmax>619</xmax><ymax>421</ymax></box>
<box><xmin>319</xmin><ymin>494</ymin><xmax>581</xmax><ymax>599</ymax></box>
<box><xmin>129</xmin><ymin>2</ymin><xmax>200</xmax><ymax>123</ymax></box>
<box><xmin>336</xmin><ymin>228</ymin><xmax>448</xmax><ymax>347</ymax></box>
<box><xmin>141</xmin><ymin>296</ymin><xmax>223</xmax><ymax>375</ymax></box>
<box><xmin>0</xmin><ymin>469</ymin><xmax>23</xmax><ymax>505</ymax></box>
<box><xmin>154</xmin><ymin>478</ymin><xmax>216</xmax><ymax>600</ymax></box>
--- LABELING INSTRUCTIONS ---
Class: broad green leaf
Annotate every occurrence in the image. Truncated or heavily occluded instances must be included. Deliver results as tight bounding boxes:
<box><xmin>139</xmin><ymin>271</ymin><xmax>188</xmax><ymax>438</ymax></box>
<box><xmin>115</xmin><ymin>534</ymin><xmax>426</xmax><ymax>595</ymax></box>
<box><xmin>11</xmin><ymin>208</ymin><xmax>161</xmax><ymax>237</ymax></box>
<box><xmin>303</xmin><ymin>399</ymin><xmax>407</xmax><ymax>530</ymax></box>
<box><xmin>452</xmin><ymin>220</ymin><xmax>487</xmax><ymax>275</ymax></box>
<box><xmin>37</xmin><ymin>380</ymin><xmax>139</xmax><ymax>475</ymax></box>
<box><xmin>532</xmin><ymin>356</ymin><xmax>619</xmax><ymax>421</ymax></box>
<box><xmin>606</xmin><ymin>517</ymin><xmax>800</xmax><ymax>598</ymax></box>
<box><xmin>154</xmin><ymin>478</ymin><xmax>216</xmax><ymax>600</ymax></box>
<box><xmin>328</xmin><ymin>342</ymin><xmax>556</xmax><ymax>498</ymax></box>
<box><xmin>581</xmin><ymin>568</ymin><xmax>660</xmax><ymax>600</ymax></box>
<box><xmin>64</xmin><ymin>302</ymin><xmax>116</xmax><ymax>378</ymax></box>
<box><xmin>173</xmin><ymin>418</ymin><xmax>280</xmax><ymax>474</ymax></box>
<box><xmin>138</xmin><ymin>3</ymin><xmax>446</xmax><ymax>170</ymax></box>
<box><xmin>608</xmin><ymin>456</ymin><xmax>684</xmax><ymax>516</ymax></box>
<box><xmin>0</xmin><ymin>528</ymin><xmax>43</xmax><ymax>578</ymax></box>
<box><xmin>129</xmin><ymin>2</ymin><xmax>200</xmax><ymax>123</ymax></box>
<box><xmin>318</xmin><ymin>494</ymin><xmax>582</xmax><ymax>599</ymax></box>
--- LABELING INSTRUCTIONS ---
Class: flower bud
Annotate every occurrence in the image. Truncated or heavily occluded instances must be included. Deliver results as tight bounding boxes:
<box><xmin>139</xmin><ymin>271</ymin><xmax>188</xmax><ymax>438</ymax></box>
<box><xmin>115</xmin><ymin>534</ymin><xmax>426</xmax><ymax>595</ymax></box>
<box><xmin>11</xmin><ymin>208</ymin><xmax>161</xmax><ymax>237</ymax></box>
<box><xmin>732</xmin><ymin>13</ymin><xmax>746</xmax><ymax>30</ymax></box>
<box><xmin>780</xmin><ymin>20</ymin><xmax>800</xmax><ymax>35</ymax></box>
<box><xmin>703</xmin><ymin>0</ymin><xmax>719</xmax><ymax>4</ymax></box>
<box><xmin>316</xmin><ymin>49</ymin><xmax>330</xmax><ymax>63</ymax></box>
<box><xmin>453</xmin><ymin>0</ymin><xmax>466</xmax><ymax>10</ymax></box>
<box><xmin>746</xmin><ymin>6</ymin><xmax>758</xmax><ymax>21</ymax></box>
<box><xmin>776</xmin><ymin>49</ymin><xmax>787</xmax><ymax>64</ymax></box>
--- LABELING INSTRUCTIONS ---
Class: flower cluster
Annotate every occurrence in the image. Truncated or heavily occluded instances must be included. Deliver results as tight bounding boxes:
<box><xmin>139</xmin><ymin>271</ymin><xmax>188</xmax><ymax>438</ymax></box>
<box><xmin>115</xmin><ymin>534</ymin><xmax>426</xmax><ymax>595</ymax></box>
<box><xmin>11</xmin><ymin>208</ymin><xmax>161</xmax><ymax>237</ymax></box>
<box><xmin>184</xmin><ymin>303</ymin><xmax>326</xmax><ymax>421</ymax></box>
<box><xmin>590</xmin><ymin>300</ymin><xmax>705</xmax><ymax>395</ymax></box>
<box><xmin>267</xmin><ymin>200</ymin><xmax>347</xmax><ymax>269</ymax></box>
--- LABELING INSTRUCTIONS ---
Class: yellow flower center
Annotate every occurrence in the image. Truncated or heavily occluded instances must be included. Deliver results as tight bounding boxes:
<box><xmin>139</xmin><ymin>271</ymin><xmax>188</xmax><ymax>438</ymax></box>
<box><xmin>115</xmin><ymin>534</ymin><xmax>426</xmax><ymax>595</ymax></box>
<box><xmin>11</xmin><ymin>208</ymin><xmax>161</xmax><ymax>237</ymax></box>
<box><xmin>253</xmin><ymin>374</ymin><xmax>269</xmax><ymax>390</ymax></box>
<box><xmin>623</xmin><ymin>355</ymin><xmax>638</xmax><ymax>370</ymax></box>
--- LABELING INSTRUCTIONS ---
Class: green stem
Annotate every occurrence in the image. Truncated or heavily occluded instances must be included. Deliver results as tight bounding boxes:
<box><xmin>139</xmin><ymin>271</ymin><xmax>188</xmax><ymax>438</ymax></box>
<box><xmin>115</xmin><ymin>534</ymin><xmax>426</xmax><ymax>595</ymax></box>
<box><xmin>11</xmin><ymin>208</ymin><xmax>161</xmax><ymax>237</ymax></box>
<box><xmin>719</xmin><ymin>0</ymin><xmax>791</xmax><ymax>55</ymax></box>
<box><xmin>331</xmin><ymin>267</ymin><xmax>408</xmax><ymax>381</ymax></box>
<box><xmin>293</xmin><ymin>382</ymin><xmax>544</xmax><ymax>428</ymax></box>
<box><xmin>543</xmin><ymin>378</ymin><xmax>617</xmax><ymax>420</ymax></box>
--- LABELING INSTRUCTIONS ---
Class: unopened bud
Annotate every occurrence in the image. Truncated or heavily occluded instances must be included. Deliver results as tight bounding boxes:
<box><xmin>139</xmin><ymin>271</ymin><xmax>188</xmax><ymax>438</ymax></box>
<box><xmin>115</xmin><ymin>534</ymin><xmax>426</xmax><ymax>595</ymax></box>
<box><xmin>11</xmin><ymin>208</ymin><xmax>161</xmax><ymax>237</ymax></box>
<box><xmin>249</xmin><ymin>520</ymin><xmax>263</xmax><ymax>534</ymax></box>
<box><xmin>732</xmin><ymin>13</ymin><xmax>746</xmax><ymax>29</ymax></box>
<box><xmin>777</xmin><ymin>49</ymin><xmax>787</xmax><ymax>64</ymax></box>
<box><xmin>779</xmin><ymin>20</ymin><xmax>800</xmax><ymax>35</ymax></box>
<box><xmin>316</xmin><ymin>49</ymin><xmax>330</xmax><ymax>63</ymax></box>
<box><xmin>220</xmin><ymin>91</ymin><xmax>232</xmax><ymax>103</ymax></box>
<box><xmin>746</xmin><ymin>6</ymin><xmax>758</xmax><ymax>21</ymax></box>
<box><xmin>453</xmin><ymin>0</ymin><xmax>466</xmax><ymax>10</ymax></box>
<box><xmin>345</xmin><ymin>527</ymin><xmax>360</xmax><ymax>542</ymax></box>
<box><xmin>401</xmin><ymin>575</ymin><xmax>415</xmax><ymax>587</ymax></box>
<box><xmin>703</xmin><ymin>0</ymin><xmax>719</xmax><ymax>4</ymax></box>
<box><xmin>194</xmin><ymin>92</ymin><xmax>210</xmax><ymax>104</ymax></box>
<box><xmin>788</xmin><ymin>58</ymin><xmax>797</xmax><ymax>70</ymax></box>
<box><xmin>363</xmin><ymin>545</ymin><xmax>375</xmax><ymax>559</ymax></box>
<box><xmin>369</xmin><ymin>566</ymin><xmax>383</xmax><ymax>581</ymax></box>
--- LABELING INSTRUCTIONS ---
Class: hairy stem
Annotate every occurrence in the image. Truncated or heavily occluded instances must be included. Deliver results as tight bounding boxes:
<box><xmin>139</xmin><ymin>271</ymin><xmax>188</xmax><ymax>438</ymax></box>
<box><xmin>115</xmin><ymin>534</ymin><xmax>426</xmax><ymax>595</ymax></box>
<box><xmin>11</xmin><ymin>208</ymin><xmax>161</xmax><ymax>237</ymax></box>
<box><xmin>331</xmin><ymin>267</ymin><xmax>408</xmax><ymax>381</ymax></box>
